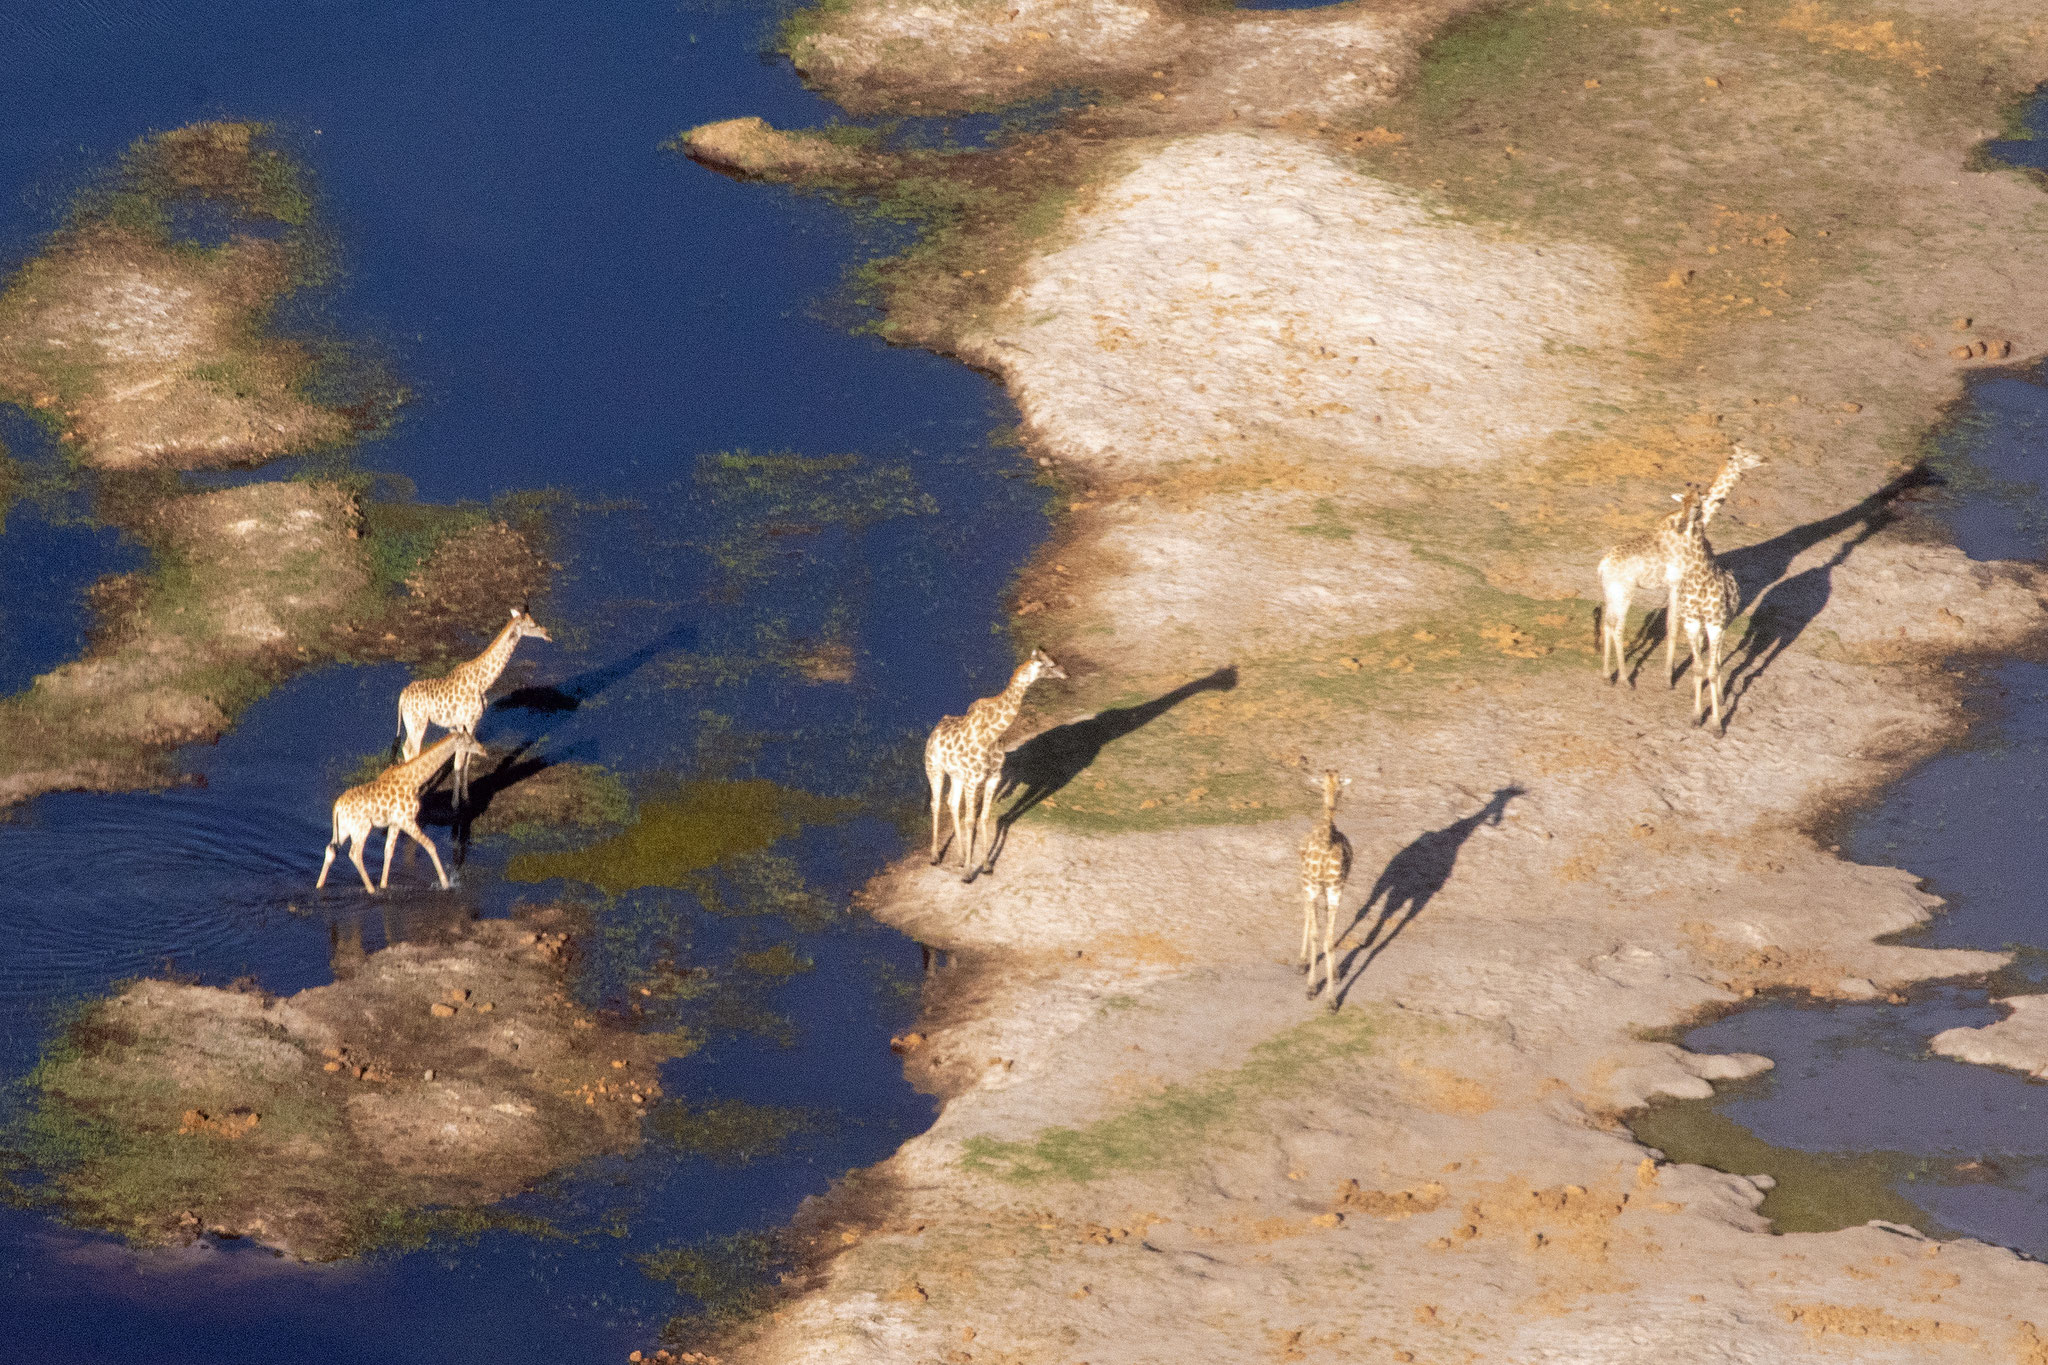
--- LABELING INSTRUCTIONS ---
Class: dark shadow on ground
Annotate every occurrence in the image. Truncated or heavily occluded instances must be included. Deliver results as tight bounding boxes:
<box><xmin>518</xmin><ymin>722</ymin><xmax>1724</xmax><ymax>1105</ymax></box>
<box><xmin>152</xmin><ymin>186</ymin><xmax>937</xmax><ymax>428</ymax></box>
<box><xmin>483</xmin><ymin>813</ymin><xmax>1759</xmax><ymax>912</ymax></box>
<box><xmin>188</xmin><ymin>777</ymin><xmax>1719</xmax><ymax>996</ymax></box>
<box><xmin>1330</xmin><ymin>785</ymin><xmax>1522</xmax><ymax>1007</ymax></box>
<box><xmin>1706</xmin><ymin>463</ymin><xmax>1941</xmax><ymax>712</ymax></box>
<box><xmin>417</xmin><ymin>741</ymin><xmax>551</xmax><ymax>865</ymax></box>
<box><xmin>967</xmin><ymin>665</ymin><xmax>1238</xmax><ymax>876</ymax></box>
<box><xmin>494</xmin><ymin>619</ymin><xmax>698</xmax><ymax>715</ymax></box>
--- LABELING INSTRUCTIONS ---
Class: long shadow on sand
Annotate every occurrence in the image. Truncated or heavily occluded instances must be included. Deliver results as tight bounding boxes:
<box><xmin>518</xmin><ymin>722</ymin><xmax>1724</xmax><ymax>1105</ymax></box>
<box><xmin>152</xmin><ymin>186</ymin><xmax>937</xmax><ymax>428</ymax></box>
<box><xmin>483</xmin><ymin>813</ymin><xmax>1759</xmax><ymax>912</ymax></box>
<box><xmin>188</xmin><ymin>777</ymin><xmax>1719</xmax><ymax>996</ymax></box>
<box><xmin>1714</xmin><ymin>464</ymin><xmax>1940</xmax><ymax>712</ymax></box>
<box><xmin>967</xmin><ymin>665</ymin><xmax>1238</xmax><ymax>876</ymax></box>
<box><xmin>1329</xmin><ymin>785</ymin><xmax>1522</xmax><ymax>1008</ymax></box>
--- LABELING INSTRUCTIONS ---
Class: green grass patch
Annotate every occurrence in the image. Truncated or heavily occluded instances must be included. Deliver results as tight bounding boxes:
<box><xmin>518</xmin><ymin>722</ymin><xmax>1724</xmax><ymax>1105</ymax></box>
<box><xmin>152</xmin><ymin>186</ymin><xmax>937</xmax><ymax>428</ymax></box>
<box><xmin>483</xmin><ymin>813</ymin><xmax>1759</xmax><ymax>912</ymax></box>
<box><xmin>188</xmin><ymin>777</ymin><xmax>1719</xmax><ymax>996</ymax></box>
<box><xmin>642</xmin><ymin>1229</ymin><xmax>792</xmax><ymax>1335</ymax></box>
<box><xmin>961</xmin><ymin>1010</ymin><xmax>1379</xmax><ymax>1183</ymax></box>
<box><xmin>650</xmin><ymin>1098</ymin><xmax>820</xmax><ymax>1166</ymax></box>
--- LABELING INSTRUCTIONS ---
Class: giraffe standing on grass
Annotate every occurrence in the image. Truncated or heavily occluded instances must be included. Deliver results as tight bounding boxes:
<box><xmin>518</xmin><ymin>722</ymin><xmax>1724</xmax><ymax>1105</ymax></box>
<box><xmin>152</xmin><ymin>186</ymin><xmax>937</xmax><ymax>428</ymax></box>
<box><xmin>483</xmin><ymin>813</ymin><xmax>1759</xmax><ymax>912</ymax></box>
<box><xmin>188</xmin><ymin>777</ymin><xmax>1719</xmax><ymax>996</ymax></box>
<box><xmin>394</xmin><ymin>605</ymin><xmax>551</xmax><ymax>806</ymax></box>
<box><xmin>1298</xmin><ymin>766</ymin><xmax>1353</xmax><ymax>1010</ymax></box>
<box><xmin>1673</xmin><ymin>491</ymin><xmax>1743</xmax><ymax>731</ymax></box>
<box><xmin>925</xmin><ymin>647</ymin><xmax>1066</xmax><ymax>879</ymax></box>
<box><xmin>1597</xmin><ymin>445</ymin><xmax>1762</xmax><ymax>685</ymax></box>
<box><xmin>319</xmin><ymin>731</ymin><xmax>488</xmax><ymax>894</ymax></box>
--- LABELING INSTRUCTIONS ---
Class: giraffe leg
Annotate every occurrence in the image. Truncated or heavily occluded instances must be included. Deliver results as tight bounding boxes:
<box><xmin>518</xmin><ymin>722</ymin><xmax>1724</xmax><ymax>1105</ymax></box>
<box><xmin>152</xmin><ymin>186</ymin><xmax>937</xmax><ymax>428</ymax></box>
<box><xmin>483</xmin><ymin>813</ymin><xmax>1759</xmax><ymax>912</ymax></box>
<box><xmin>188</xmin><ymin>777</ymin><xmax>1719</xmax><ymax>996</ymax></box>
<box><xmin>349</xmin><ymin>836</ymin><xmax>376</xmax><ymax>895</ymax></box>
<box><xmin>947</xmin><ymin>773</ymin><xmax>972</xmax><ymax>871</ymax></box>
<box><xmin>927</xmin><ymin>760</ymin><xmax>947</xmax><ymax>864</ymax></box>
<box><xmin>1686</xmin><ymin>620</ymin><xmax>1707</xmax><ymax>723</ymax></box>
<box><xmin>380</xmin><ymin>825</ymin><xmax>400</xmax><ymax>889</ymax></box>
<box><xmin>401</xmin><ymin>820</ymin><xmax>452</xmax><ymax>890</ymax></box>
<box><xmin>973</xmin><ymin>771</ymin><xmax>1004</xmax><ymax>875</ymax></box>
<box><xmin>317</xmin><ymin>844</ymin><xmax>337</xmax><ymax>889</ymax></box>
<box><xmin>401</xmin><ymin>705</ymin><xmax>426</xmax><ymax>762</ymax></box>
<box><xmin>1600</xmin><ymin>586</ymin><xmax>1629</xmax><ymax>684</ymax></box>
<box><xmin>1323</xmin><ymin>885</ymin><xmax>1343</xmax><ymax>1012</ymax></box>
<box><xmin>1665</xmin><ymin>582</ymin><xmax>1681</xmax><ymax>687</ymax></box>
<box><xmin>1299</xmin><ymin>884</ymin><xmax>1319</xmax><ymax>975</ymax></box>
<box><xmin>1707</xmin><ymin>623</ymin><xmax>1727</xmax><ymax>731</ymax></box>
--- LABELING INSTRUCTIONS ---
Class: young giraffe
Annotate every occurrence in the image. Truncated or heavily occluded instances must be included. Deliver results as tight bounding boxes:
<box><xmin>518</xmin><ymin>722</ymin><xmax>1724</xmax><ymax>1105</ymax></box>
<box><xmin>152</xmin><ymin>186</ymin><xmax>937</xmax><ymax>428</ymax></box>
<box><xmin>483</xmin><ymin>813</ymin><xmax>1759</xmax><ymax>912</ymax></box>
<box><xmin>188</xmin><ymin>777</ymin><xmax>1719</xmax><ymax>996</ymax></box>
<box><xmin>1596</xmin><ymin>445</ymin><xmax>1762</xmax><ymax>685</ymax></box>
<box><xmin>318</xmin><ymin>731</ymin><xmax>488</xmax><ymax>894</ymax></box>
<box><xmin>394</xmin><ymin>605</ymin><xmax>551</xmax><ymax>806</ymax></box>
<box><xmin>1673</xmin><ymin>491</ymin><xmax>1743</xmax><ymax>731</ymax></box>
<box><xmin>1298</xmin><ymin>766</ymin><xmax>1353</xmax><ymax>1011</ymax></box>
<box><xmin>925</xmin><ymin>647</ymin><xmax>1067</xmax><ymax>879</ymax></box>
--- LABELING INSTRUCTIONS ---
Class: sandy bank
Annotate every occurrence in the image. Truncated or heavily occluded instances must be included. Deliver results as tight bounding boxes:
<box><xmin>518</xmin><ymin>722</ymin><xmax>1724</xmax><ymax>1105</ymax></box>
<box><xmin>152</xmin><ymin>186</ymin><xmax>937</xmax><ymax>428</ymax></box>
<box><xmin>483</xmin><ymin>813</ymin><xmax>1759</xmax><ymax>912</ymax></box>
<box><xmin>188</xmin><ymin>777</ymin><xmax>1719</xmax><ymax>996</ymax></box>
<box><xmin>691</xmin><ymin>0</ymin><xmax>2048</xmax><ymax>1359</ymax></box>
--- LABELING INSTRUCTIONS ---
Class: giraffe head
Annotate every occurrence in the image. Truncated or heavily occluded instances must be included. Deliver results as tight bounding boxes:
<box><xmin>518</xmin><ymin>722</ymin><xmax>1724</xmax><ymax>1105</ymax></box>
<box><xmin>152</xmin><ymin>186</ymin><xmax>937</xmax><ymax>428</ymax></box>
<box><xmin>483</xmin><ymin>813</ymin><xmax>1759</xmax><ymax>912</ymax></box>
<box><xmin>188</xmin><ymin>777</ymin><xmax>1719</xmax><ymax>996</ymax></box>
<box><xmin>507</xmin><ymin>605</ymin><xmax>552</xmax><ymax>643</ymax></box>
<box><xmin>1727</xmin><ymin>442</ymin><xmax>1765</xmax><ymax>474</ymax></box>
<box><xmin>1022</xmin><ymin>647</ymin><xmax>1067</xmax><ymax>684</ymax></box>
<box><xmin>1300</xmin><ymin>761</ymin><xmax>1351</xmax><ymax>809</ymax></box>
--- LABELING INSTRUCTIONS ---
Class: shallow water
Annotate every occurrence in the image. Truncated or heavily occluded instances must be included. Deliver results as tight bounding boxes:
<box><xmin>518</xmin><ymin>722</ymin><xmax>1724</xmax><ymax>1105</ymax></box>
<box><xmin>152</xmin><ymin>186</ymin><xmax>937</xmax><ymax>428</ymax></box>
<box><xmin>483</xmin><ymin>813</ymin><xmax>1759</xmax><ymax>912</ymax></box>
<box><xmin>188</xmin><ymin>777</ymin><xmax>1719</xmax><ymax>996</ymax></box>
<box><xmin>1643</xmin><ymin>343</ymin><xmax>2048</xmax><ymax>1248</ymax></box>
<box><xmin>0</xmin><ymin>1</ymin><xmax>1044</xmax><ymax>1357</ymax></box>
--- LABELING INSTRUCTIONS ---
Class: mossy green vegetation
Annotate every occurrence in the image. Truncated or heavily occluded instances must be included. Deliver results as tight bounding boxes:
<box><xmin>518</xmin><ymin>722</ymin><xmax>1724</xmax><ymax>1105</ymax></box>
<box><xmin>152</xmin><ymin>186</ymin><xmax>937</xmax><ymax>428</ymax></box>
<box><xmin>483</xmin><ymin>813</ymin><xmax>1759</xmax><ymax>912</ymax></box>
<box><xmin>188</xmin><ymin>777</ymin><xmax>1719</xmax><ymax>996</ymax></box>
<box><xmin>641</xmin><ymin>1229</ymin><xmax>793</xmax><ymax>1337</ymax></box>
<box><xmin>650</xmin><ymin>1098</ymin><xmax>821</xmax><ymax>1165</ymax></box>
<box><xmin>962</xmin><ymin>1010</ymin><xmax>1378</xmax><ymax>1183</ymax></box>
<box><xmin>508</xmin><ymin>778</ymin><xmax>858</xmax><ymax>894</ymax></box>
<box><xmin>688</xmin><ymin>449</ymin><xmax>936</xmax><ymax>588</ymax></box>
<box><xmin>735</xmin><ymin>942</ymin><xmax>815</xmax><ymax>978</ymax></box>
<box><xmin>1630</xmin><ymin>1098</ymin><xmax>1941</xmax><ymax>1234</ymax></box>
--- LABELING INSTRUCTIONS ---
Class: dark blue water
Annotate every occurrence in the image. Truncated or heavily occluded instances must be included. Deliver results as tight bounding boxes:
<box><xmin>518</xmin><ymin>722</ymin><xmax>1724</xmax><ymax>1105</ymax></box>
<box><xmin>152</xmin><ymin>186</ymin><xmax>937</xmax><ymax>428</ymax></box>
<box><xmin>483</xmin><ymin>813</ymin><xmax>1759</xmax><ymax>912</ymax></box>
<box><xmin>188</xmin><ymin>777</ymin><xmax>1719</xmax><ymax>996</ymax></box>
<box><xmin>0</xmin><ymin>2</ymin><xmax>1046</xmax><ymax>1359</ymax></box>
<box><xmin>1653</xmin><ymin>356</ymin><xmax>2048</xmax><ymax>1254</ymax></box>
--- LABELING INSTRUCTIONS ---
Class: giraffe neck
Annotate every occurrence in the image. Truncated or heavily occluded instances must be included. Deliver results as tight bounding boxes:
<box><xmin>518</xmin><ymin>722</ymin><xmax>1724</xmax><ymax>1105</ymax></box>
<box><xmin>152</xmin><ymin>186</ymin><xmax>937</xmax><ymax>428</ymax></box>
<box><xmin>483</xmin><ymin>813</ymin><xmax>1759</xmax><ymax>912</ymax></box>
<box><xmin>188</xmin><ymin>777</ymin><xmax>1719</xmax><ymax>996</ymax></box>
<box><xmin>976</xmin><ymin>665</ymin><xmax>1037</xmax><ymax>741</ymax></box>
<box><xmin>463</xmin><ymin>619</ymin><xmax>524</xmax><ymax>689</ymax></box>
<box><xmin>1698</xmin><ymin>456</ymin><xmax>1750</xmax><ymax>527</ymax></box>
<box><xmin>1319</xmin><ymin>793</ymin><xmax>1337</xmax><ymax>843</ymax></box>
<box><xmin>392</xmin><ymin>732</ymin><xmax>466</xmax><ymax>790</ymax></box>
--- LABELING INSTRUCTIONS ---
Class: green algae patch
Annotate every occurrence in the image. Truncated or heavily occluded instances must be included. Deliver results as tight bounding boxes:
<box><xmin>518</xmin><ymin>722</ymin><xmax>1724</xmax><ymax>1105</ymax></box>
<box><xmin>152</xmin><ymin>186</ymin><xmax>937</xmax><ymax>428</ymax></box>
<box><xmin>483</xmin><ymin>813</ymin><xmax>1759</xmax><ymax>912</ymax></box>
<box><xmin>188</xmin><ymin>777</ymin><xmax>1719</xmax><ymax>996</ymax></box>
<box><xmin>735</xmin><ymin>943</ymin><xmax>815</xmax><ymax>978</ymax></box>
<box><xmin>508</xmin><ymin>779</ymin><xmax>858</xmax><ymax>894</ymax></box>
<box><xmin>0</xmin><ymin>120</ymin><xmax>394</xmax><ymax>471</ymax></box>
<box><xmin>962</xmin><ymin>1010</ymin><xmax>1379</xmax><ymax>1184</ymax></box>
<box><xmin>641</xmin><ymin>1228</ymin><xmax>793</xmax><ymax>1336</ymax></box>
<box><xmin>650</xmin><ymin>1098</ymin><xmax>821</xmax><ymax>1166</ymax></box>
<box><xmin>1630</xmin><ymin>1099</ymin><xmax>1940</xmax><ymax>1235</ymax></box>
<box><xmin>7</xmin><ymin>913</ymin><xmax>674</xmax><ymax>1260</ymax></box>
<box><xmin>470</xmin><ymin>762</ymin><xmax>633</xmax><ymax>845</ymax></box>
<box><xmin>687</xmin><ymin>449</ymin><xmax>937</xmax><ymax>588</ymax></box>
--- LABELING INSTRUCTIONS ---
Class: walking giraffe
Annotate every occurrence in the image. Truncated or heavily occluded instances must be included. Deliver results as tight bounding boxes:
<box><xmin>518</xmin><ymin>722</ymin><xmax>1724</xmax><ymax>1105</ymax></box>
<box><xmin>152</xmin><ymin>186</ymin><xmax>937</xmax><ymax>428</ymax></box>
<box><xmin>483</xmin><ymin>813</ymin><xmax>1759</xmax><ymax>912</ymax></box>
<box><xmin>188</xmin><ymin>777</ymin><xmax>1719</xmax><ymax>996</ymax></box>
<box><xmin>394</xmin><ymin>605</ymin><xmax>551</xmax><ymax>806</ymax></box>
<box><xmin>318</xmin><ymin>731</ymin><xmax>489</xmax><ymax>894</ymax></box>
<box><xmin>1673</xmin><ymin>490</ymin><xmax>1743</xmax><ymax>731</ymax></box>
<box><xmin>1298</xmin><ymin>766</ymin><xmax>1353</xmax><ymax>1010</ymax></box>
<box><xmin>925</xmin><ymin>647</ymin><xmax>1067</xmax><ymax>879</ymax></box>
<box><xmin>1597</xmin><ymin>445</ymin><xmax>1762</xmax><ymax>685</ymax></box>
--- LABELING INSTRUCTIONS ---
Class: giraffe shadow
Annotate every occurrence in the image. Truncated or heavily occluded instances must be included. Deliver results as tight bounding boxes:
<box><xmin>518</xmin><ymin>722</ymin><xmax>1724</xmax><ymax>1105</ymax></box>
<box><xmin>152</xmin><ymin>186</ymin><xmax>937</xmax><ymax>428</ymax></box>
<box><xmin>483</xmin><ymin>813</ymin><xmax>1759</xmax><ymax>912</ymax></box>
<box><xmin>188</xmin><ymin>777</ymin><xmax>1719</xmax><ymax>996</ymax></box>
<box><xmin>494</xmin><ymin>619</ymin><xmax>698</xmax><ymax>715</ymax></box>
<box><xmin>415</xmin><ymin>740</ymin><xmax>557</xmax><ymax>864</ymax></box>
<box><xmin>1326</xmin><ymin>785</ymin><xmax>1523</xmax><ymax>1008</ymax></box>
<box><xmin>970</xmin><ymin>665</ymin><xmax>1238</xmax><ymax>875</ymax></box>
<box><xmin>1704</xmin><ymin>463</ymin><xmax>1941</xmax><ymax>716</ymax></box>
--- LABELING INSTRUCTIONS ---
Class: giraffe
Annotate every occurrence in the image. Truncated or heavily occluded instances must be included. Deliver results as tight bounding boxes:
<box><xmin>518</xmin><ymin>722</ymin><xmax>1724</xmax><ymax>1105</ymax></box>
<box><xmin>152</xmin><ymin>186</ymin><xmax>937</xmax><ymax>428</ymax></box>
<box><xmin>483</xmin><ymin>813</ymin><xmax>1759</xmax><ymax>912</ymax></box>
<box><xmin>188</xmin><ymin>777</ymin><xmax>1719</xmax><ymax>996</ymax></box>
<box><xmin>1596</xmin><ymin>445</ymin><xmax>1762</xmax><ymax>686</ymax></box>
<box><xmin>318</xmin><ymin>731</ymin><xmax>488</xmax><ymax>894</ymax></box>
<box><xmin>394</xmin><ymin>605</ymin><xmax>551</xmax><ymax>806</ymax></box>
<box><xmin>1673</xmin><ymin>493</ymin><xmax>1743</xmax><ymax>731</ymax></box>
<box><xmin>925</xmin><ymin>647</ymin><xmax>1067</xmax><ymax>879</ymax></box>
<box><xmin>1299</xmin><ymin>766</ymin><xmax>1354</xmax><ymax>1011</ymax></box>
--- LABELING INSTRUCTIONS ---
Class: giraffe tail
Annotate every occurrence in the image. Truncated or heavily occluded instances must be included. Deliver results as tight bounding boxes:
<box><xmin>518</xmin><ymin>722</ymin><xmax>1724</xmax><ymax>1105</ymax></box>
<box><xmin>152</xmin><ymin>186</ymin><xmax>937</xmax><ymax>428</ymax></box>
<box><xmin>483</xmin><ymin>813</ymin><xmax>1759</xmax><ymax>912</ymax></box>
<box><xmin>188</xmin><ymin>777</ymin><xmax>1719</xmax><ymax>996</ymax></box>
<box><xmin>390</xmin><ymin>710</ymin><xmax>406</xmax><ymax>763</ymax></box>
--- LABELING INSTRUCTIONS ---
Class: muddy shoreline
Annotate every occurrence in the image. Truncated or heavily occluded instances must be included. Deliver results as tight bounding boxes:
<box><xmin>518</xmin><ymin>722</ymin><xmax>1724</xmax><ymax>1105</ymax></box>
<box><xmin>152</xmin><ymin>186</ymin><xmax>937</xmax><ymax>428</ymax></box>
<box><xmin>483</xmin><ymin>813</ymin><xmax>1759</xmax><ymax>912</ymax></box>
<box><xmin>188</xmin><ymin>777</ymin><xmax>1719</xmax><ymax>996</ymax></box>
<box><xmin>687</xmin><ymin>1</ymin><xmax>2048</xmax><ymax>1360</ymax></box>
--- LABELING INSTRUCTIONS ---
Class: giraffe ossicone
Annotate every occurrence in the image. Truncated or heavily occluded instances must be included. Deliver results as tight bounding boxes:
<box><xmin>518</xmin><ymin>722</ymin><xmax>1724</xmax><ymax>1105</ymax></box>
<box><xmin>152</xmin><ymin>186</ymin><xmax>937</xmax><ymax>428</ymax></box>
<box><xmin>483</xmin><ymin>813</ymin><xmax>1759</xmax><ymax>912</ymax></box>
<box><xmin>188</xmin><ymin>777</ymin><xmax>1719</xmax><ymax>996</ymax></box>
<box><xmin>925</xmin><ymin>647</ymin><xmax>1067</xmax><ymax>881</ymax></box>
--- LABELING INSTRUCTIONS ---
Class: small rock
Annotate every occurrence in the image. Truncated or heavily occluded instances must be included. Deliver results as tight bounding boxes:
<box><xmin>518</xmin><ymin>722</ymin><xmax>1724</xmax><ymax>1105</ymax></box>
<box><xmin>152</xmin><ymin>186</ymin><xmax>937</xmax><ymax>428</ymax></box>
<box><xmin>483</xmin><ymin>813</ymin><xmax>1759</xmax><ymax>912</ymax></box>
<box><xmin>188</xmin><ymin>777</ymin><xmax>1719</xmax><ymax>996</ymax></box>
<box><xmin>890</xmin><ymin>1031</ymin><xmax>927</xmax><ymax>1053</ymax></box>
<box><xmin>423</xmin><ymin>1069</ymin><xmax>435</xmax><ymax>1081</ymax></box>
<box><xmin>448</xmin><ymin>987</ymin><xmax>470</xmax><ymax>1003</ymax></box>
<box><xmin>1950</xmin><ymin>345</ymin><xmax>1974</xmax><ymax>359</ymax></box>
<box><xmin>323</xmin><ymin>1060</ymin><xmax>343</xmax><ymax>1072</ymax></box>
<box><xmin>1953</xmin><ymin>316</ymin><xmax>1972</xmax><ymax>330</ymax></box>
<box><xmin>430</xmin><ymin>1002</ymin><xmax>457</xmax><ymax>1018</ymax></box>
<box><xmin>475</xmin><ymin>1001</ymin><xmax>494</xmax><ymax>1012</ymax></box>
<box><xmin>1703</xmin><ymin>76</ymin><xmax>1720</xmax><ymax>87</ymax></box>
<box><xmin>1994</xmin><ymin>339</ymin><xmax>2013</xmax><ymax>358</ymax></box>
<box><xmin>1840</xmin><ymin>401</ymin><xmax>1862</xmax><ymax>412</ymax></box>
<box><xmin>1973</xmin><ymin>340</ymin><xmax>1990</xmax><ymax>357</ymax></box>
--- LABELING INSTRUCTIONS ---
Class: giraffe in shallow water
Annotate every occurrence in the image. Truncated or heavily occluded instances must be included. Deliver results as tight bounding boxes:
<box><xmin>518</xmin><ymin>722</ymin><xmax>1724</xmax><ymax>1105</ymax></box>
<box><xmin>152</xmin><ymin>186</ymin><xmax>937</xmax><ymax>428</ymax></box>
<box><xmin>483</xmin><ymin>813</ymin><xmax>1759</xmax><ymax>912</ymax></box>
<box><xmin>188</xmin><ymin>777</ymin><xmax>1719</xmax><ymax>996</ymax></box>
<box><xmin>1298</xmin><ymin>766</ymin><xmax>1354</xmax><ymax>1011</ymax></box>
<box><xmin>319</xmin><ymin>731</ymin><xmax>487</xmax><ymax>894</ymax></box>
<box><xmin>925</xmin><ymin>647</ymin><xmax>1066</xmax><ymax>879</ymax></box>
<box><xmin>1596</xmin><ymin>445</ymin><xmax>1762</xmax><ymax>685</ymax></box>
<box><xmin>394</xmin><ymin>605</ymin><xmax>551</xmax><ymax>806</ymax></box>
